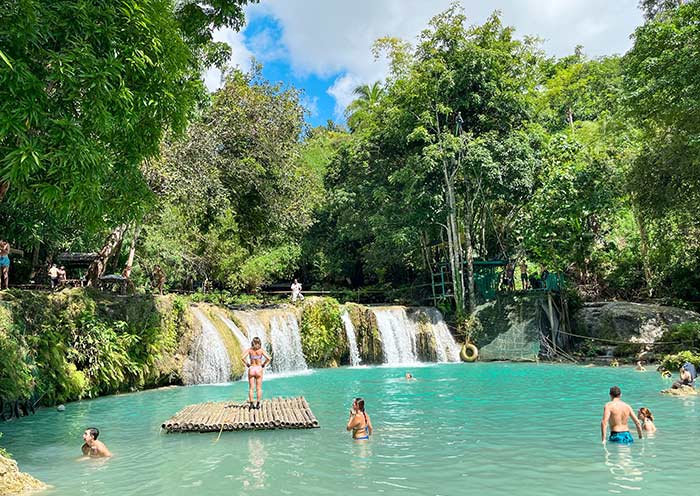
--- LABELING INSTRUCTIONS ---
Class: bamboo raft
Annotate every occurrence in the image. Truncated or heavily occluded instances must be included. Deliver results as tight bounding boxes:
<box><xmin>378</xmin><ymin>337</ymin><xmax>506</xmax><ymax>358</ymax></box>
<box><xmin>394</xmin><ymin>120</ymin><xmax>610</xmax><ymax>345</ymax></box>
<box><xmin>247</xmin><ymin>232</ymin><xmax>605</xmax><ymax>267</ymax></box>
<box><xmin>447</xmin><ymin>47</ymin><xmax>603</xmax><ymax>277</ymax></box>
<box><xmin>161</xmin><ymin>396</ymin><xmax>319</xmax><ymax>433</ymax></box>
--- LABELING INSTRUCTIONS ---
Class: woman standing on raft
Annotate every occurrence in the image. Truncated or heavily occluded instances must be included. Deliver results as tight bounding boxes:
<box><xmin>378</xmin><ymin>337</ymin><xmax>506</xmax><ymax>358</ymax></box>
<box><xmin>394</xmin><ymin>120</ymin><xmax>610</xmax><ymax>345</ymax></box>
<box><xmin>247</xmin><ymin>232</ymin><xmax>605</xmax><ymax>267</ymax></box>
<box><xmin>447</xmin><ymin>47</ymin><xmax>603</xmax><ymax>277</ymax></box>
<box><xmin>347</xmin><ymin>397</ymin><xmax>373</xmax><ymax>441</ymax></box>
<box><xmin>242</xmin><ymin>337</ymin><xmax>272</xmax><ymax>409</ymax></box>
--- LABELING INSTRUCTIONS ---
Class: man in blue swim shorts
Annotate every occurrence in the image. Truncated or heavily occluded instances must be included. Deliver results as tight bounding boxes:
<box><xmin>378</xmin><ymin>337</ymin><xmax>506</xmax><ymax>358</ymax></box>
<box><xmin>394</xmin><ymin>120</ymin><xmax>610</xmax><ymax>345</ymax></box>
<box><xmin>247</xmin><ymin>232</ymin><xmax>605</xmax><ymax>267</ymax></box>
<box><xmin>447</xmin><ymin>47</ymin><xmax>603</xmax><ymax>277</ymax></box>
<box><xmin>601</xmin><ymin>386</ymin><xmax>642</xmax><ymax>444</ymax></box>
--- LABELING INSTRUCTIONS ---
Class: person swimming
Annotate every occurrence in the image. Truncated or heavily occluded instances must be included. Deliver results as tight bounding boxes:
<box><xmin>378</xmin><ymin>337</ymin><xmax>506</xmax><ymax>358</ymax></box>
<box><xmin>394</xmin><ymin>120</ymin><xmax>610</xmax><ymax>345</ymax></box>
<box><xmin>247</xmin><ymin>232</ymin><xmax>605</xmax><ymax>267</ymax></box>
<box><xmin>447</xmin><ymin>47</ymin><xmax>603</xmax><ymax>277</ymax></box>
<box><xmin>405</xmin><ymin>372</ymin><xmax>415</xmax><ymax>381</ymax></box>
<box><xmin>346</xmin><ymin>397</ymin><xmax>373</xmax><ymax>441</ymax></box>
<box><xmin>81</xmin><ymin>427</ymin><xmax>111</xmax><ymax>458</ymax></box>
<box><xmin>638</xmin><ymin>407</ymin><xmax>657</xmax><ymax>433</ymax></box>
<box><xmin>241</xmin><ymin>337</ymin><xmax>272</xmax><ymax>409</ymax></box>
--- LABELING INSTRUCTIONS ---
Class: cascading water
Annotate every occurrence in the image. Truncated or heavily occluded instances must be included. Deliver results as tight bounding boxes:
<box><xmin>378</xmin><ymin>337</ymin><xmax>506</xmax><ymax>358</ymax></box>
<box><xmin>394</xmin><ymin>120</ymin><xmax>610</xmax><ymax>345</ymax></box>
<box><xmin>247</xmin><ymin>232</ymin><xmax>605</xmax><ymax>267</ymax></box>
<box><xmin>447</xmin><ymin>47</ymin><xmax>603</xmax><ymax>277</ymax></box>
<box><xmin>372</xmin><ymin>307</ymin><xmax>419</xmax><ymax>364</ymax></box>
<box><xmin>341</xmin><ymin>311</ymin><xmax>361</xmax><ymax>366</ymax></box>
<box><xmin>183</xmin><ymin>308</ymin><xmax>231</xmax><ymax>384</ymax></box>
<box><xmin>233</xmin><ymin>309</ymin><xmax>307</xmax><ymax>373</ymax></box>
<box><xmin>422</xmin><ymin>307</ymin><xmax>461</xmax><ymax>362</ymax></box>
<box><xmin>269</xmin><ymin>312</ymin><xmax>308</xmax><ymax>373</ymax></box>
<box><xmin>234</xmin><ymin>311</ymin><xmax>269</xmax><ymax>351</ymax></box>
<box><xmin>215</xmin><ymin>311</ymin><xmax>249</xmax><ymax>352</ymax></box>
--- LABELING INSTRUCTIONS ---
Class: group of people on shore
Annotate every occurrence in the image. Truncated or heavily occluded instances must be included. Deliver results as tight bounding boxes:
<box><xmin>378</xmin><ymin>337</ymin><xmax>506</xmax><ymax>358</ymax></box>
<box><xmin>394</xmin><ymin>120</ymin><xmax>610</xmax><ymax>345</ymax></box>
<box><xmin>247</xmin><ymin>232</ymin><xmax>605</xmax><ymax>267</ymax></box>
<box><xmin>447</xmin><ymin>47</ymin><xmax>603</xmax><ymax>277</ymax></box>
<box><xmin>500</xmin><ymin>260</ymin><xmax>550</xmax><ymax>291</ymax></box>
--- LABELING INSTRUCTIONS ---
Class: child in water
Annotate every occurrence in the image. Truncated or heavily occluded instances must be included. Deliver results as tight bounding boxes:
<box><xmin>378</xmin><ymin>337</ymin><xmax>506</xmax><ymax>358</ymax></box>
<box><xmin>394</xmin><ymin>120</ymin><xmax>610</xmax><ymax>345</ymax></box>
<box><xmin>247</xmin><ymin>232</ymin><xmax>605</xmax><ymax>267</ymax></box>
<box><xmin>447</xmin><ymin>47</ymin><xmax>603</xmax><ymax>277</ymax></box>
<box><xmin>638</xmin><ymin>407</ymin><xmax>657</xmax><ymax>433</ymax></box>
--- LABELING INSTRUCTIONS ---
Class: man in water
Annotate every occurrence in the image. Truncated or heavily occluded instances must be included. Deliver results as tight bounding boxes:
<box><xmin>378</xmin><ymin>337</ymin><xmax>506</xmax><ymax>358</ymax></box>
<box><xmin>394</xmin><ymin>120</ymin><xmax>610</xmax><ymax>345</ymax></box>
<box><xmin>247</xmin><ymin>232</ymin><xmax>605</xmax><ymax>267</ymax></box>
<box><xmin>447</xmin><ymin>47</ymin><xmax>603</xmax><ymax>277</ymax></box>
<box><xmin>405</xmin><ymin>372</ymin><xmax>415</xmax><ymax>381</ymax></box>
<box><xmin>600</xmin><ymin>386</ymin><xmax>642</xmax><ymax>444</ymax></box>
<box><xmin>81</xmin><ymin>427</ymin><xmax>112</xmax><ymax>457</ymax></box>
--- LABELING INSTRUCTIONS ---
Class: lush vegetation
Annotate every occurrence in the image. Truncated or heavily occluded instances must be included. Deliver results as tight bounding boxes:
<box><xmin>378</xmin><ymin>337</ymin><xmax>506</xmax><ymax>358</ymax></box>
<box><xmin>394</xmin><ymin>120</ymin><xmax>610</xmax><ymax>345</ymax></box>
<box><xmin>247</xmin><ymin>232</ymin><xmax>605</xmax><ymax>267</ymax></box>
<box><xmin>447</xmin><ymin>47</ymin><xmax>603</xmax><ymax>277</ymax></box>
<box><xmin>299</xmin><ymin>297</ymin><xmax>346</xmax><ymax>367</ymax></box>
<box><xmin>1</xmin><ymin>2</ymin><xmax>699</xmax><ymax>312</ymax></box>
<box><xmin>0</xmin><ymin>290</ymin><xmax>191</xmax><ymax>405</ymax></box>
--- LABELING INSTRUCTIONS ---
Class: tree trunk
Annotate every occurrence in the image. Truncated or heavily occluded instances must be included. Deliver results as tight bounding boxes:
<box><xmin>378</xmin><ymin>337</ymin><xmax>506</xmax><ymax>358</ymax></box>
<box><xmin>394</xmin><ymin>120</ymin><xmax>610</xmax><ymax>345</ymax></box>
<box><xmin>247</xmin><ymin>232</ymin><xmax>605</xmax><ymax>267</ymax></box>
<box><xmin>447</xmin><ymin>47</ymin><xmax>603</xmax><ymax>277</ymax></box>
<box><xmin>109</xmin><ymin>229</ymin><xmax>125</xmax><ymax>273</ymax></box>
<box><xmin>86</xmin><ymin>224</ymin><xmax>127</xmax><ymax>286</ymax></box>
<box><xmin>29</xmin><ymin>241</ymin><xmax>41</xmax><ymax>280</ymax></box>
<box><xmin>633</xmin><ymin>204</ymin><xmax>654</xmax><ymax>297</ymax></box>
<box><xmin>0</xmin><ymin>181</ymin><xmax>9</xmax><ymax>202</ymax></box>
<box><xmin>443</xmin><ymin>158</ymin><xmax>465</xmax><ymax>314</ymax></box>
<box><xmin>122</xmin><ymin>225</ymin><xmax>141</xmax><ymax>279</ymax></box>
<box><xmin>463</xmin><ymin>188</ymin><xmax>476</xmax><ymax>314</ymax></box>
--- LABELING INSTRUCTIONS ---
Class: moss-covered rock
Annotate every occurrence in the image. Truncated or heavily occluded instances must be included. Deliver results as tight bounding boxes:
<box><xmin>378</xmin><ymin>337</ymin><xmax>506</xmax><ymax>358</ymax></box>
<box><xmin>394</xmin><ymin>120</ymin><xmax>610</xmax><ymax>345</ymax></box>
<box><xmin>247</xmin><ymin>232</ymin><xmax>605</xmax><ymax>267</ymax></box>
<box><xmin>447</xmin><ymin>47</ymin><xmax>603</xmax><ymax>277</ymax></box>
<box><xmin>345</xmin><ymin>303</ymin><xmax>383</xmax><ymax>364</ymax></box>
<box><xmin>0</xmin><ymin>289</ymin><xmax>193</xmax><ymax>407</ymax></box>
<box><xmin>299</xmin><ymin>297</ymin><xmax>346</xmax><ymax>367</ymax></box>
<box><xmin>202</xmin><ymin>305</ymin><xmax>246</xmax><ymax>380</ymax></box>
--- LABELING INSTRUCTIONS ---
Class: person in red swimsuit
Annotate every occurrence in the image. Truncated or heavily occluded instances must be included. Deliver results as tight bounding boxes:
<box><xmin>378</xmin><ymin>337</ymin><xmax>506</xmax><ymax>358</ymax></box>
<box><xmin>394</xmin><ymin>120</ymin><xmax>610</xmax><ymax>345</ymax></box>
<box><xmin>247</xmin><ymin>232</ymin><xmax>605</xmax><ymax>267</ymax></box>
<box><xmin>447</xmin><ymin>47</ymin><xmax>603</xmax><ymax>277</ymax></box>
<box><xmin>241</xmin><ymin>337</ymin><xmax>272</xmax><ymax>409</ymax></box>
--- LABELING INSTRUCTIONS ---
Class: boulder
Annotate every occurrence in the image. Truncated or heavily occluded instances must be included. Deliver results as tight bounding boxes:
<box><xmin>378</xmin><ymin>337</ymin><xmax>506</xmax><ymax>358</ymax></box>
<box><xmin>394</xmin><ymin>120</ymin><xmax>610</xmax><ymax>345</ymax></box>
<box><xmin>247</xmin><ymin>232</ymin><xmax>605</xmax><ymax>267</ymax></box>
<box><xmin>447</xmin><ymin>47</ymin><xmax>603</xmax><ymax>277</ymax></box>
<box><xmin>0</xmin><ymin>454</ymin><xmax>46</xmax><ymax>495</ymax></box>
<box><xmin>661</xmin><ymin>385</ymin><xmax>698</xmax><ymax>396</ymax></box>
<box><xmin>574</xmin><ymin>302</ymin><xmax>700</xmax><ymax>348</ymax></box>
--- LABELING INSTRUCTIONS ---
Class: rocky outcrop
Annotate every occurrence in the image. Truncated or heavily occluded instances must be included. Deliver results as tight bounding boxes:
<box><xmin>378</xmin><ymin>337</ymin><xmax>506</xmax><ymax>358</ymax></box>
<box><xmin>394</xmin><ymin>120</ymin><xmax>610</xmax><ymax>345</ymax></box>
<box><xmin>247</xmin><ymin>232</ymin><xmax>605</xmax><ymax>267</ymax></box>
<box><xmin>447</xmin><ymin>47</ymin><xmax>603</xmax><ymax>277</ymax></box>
<box><xmin>574</xmin><ymin>301</ymin><xmax>700</xmax><ymax>346</ymax></box>
<box><xmin>345</xmin><ymin>303</ymin><xmax>383</xmax><ymax>364</ymax></box>
<box><xmin>0</xmin><ymin>454</ymin><xmax>46</xmax><ymax>495</ymax></box>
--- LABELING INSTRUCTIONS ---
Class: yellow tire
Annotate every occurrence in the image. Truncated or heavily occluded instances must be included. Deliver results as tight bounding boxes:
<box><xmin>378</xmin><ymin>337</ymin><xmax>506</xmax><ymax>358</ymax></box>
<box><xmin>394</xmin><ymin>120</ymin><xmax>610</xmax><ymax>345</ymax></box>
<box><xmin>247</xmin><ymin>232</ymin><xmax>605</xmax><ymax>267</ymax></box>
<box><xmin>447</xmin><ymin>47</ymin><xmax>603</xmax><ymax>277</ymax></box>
<box><xmin>460</xmin><ymin>343</ymin><xmax>479</xmax><ymax>362</ymax></box>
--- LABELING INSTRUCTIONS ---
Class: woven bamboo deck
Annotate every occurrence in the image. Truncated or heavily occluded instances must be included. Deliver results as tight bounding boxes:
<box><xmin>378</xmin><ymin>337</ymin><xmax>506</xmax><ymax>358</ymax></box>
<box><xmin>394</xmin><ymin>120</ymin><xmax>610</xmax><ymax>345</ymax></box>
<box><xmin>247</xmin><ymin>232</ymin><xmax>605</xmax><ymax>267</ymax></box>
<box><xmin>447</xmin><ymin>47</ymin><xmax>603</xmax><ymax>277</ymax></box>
<box><xmin>161</xmin><ymin>396</ymin><xmax>319</xmax><ymax>432</ymax></box>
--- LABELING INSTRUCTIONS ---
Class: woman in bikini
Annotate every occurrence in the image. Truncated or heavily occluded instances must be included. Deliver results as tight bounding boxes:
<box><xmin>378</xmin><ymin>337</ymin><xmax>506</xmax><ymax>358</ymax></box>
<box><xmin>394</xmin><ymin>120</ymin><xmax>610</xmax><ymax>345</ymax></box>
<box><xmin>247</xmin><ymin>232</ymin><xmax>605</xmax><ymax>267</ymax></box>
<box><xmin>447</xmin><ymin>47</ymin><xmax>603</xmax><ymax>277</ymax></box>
<box><xmin>346</xmin><ymin>397</ymin><xmax>373</xmax><ymax>441</ymax></box>
<box><xmin>241</xmin><ymin>337</ymin><xmax>272</xmax><ymax>409</ymax></box>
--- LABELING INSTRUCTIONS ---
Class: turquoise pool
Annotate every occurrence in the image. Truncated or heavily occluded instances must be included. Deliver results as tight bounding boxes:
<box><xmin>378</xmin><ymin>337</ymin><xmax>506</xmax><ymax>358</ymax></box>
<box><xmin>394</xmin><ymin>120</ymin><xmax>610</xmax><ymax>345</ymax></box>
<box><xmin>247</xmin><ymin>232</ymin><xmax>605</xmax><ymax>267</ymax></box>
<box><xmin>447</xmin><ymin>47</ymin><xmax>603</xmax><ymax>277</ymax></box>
<box><xmin>2</xmin><ymin>363</ymin><xmax>699</xmax><ymax>495</ymax></box>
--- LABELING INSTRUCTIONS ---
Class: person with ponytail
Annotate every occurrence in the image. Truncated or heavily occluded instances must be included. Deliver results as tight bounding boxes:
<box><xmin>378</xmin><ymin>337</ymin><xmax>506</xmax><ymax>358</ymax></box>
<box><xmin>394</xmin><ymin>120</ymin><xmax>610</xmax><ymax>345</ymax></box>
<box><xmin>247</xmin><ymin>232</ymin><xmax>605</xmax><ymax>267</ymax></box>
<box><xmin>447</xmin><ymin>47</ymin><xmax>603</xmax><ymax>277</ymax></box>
<box><xmin>241</xmin><ymin>336</ymin><xmax>272</xmax><ymax>409</ymax></box>
<box><xmin>346</xmin><ymin>397</ymin><xmax>373</xmax><ymax>441</ymax></box>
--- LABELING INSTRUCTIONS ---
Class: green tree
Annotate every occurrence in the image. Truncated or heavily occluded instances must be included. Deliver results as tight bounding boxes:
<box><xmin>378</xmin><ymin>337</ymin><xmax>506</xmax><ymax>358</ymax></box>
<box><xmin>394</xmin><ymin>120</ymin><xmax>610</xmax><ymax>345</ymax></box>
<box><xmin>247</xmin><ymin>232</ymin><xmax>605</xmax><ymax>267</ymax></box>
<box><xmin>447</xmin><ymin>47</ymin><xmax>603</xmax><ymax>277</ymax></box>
<box><xmin>345</xmin><ymin>82</ymin><xmax>384</xmax><ymax>130</ymax></box>
<box><xmin>0</xmin><ymin>0</ymin><xmax>254</xmax><ymax>225</ymax></box>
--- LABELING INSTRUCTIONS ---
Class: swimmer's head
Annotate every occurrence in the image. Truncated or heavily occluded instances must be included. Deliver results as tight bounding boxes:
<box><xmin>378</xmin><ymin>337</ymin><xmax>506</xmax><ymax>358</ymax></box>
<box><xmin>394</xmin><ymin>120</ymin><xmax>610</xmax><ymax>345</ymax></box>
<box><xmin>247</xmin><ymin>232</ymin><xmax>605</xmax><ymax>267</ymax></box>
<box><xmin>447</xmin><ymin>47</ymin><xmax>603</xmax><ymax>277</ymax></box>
<box><xmin>251</xmin><ymin>337</ymin><xmax>262</xmax><ymax>350</ymax></box>
<box><xmin>83</xmin><ymin>427</ymin><xmax>99</xmax><ymax>442</ymax></box>
<box><xmin>354</xmin><ymin>397</ymin><xmax>365</xmax><ymax>413</ymax></box>
<box><xmin>405</xmin><ymin>373</ymin><xmax>412</xmax><ymax>379</ymax></box>
<box><xmin>609</xmin><ymin>386</ymin><xmax>621</xmax><ymax>398</ymax></box>
<box><xmin>638</xmin><ymin>407</ymin><xmax>653</xmax><ymax>421</ymax></box>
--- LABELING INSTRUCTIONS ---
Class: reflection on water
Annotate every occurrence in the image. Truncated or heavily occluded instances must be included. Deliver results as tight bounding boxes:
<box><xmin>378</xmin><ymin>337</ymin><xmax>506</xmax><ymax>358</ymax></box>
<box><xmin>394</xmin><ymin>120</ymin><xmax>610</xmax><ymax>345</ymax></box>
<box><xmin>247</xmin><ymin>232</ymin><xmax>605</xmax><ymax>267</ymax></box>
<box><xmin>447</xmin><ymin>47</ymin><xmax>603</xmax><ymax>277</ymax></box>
<box><xmin>242</xmin><ymin>437</ymin><xmax>267</xmax><ymax>490</ymax></box>
<box><xmin>604</xmin><ymin>443</ymin><xmax>644</xmax><ymax>492</ymax></box>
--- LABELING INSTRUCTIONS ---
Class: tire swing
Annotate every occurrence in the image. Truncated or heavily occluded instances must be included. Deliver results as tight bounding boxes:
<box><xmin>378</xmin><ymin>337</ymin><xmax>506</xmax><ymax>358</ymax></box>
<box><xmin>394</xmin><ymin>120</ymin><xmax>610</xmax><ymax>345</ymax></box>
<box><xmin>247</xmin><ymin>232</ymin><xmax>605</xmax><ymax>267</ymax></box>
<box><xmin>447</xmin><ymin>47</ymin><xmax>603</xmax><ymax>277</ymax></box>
<box><xmin>460</xmin><ymin>342</ymin><xmax>479</xmax><ymax>362</ymax></box>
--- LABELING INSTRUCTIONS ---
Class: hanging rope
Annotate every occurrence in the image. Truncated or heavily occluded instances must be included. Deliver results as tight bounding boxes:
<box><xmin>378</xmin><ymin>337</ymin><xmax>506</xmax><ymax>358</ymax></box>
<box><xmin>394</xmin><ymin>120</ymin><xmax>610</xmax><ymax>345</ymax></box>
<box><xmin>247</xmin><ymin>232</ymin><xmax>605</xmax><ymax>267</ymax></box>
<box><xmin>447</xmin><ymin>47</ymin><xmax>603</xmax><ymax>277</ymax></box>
<box><xmin>556</xmin><ymin>328</ymin><xmax>684</xmax><ymax>347</ymax></box>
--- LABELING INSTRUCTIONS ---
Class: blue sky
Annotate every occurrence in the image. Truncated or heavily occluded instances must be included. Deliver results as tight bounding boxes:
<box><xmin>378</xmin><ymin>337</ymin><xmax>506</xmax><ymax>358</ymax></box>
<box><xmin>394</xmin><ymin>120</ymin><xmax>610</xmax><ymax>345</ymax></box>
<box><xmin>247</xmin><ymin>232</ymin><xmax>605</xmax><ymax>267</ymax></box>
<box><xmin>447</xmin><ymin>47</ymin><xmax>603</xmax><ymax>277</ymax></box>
<box><xmin>204</xmin><ymin>0</ymin><xmax>644</xmax><ymax>128</ymax></box>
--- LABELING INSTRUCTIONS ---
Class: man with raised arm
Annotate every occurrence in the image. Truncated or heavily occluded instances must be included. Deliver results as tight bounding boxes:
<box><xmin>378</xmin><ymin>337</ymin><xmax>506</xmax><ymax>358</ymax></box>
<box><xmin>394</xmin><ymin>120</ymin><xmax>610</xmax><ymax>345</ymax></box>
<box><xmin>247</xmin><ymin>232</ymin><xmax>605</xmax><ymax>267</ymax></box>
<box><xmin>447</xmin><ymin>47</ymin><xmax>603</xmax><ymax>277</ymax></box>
<box><xmin>601</xmin><ymin>386</ymin><xmax>643</xmax><ymax>444</ymax></box>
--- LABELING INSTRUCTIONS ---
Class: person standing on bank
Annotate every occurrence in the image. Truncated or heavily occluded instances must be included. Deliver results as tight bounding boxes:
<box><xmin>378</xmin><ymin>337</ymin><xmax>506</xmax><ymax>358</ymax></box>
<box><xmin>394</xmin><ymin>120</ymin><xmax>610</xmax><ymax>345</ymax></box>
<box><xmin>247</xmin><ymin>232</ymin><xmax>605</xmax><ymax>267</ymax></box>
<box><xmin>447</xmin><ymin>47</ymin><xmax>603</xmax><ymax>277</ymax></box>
<box><xmin>0</xmin><ymin>240</ymin><xmax>10</xmax><ymax>290</ymax></box>
<box><xmin>291</xmin><ymin>278</ymin><xmax>304</xmax><ymax>303</ymax></box>
<box><xmin>48</xmin><ymin>263</ymin><xmax>59</xmax><ymax>289</ymax></box>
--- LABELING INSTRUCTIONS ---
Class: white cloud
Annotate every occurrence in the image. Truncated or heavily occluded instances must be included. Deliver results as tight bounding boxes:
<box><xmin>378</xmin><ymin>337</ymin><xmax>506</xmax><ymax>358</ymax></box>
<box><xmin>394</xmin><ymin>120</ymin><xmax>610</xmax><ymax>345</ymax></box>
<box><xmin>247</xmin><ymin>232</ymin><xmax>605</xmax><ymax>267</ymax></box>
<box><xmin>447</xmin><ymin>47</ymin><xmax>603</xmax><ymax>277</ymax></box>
<box><xmin>209</xmin><ymin>0</ymin><xmax>643</xmax><ymax>110</ymax></box>
<box><xmin>203</xmin><ymin>27</ymin><xmax>254</xmax><ymax>92</ymax></box>
<box><xmin>327</xmin><ymin>73</ymin><xmax>362</xmax><ymax>120</ymax></box>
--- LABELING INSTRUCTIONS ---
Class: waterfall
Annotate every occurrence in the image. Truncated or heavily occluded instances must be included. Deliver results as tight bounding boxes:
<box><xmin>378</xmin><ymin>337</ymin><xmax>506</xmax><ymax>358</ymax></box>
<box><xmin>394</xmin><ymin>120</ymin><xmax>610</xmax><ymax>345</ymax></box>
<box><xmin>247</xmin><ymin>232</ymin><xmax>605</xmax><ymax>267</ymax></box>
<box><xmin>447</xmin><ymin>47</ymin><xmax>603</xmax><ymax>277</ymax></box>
<box><xmin>234</xmin><ymin>311</ymin><xmax>269</xmax><ymax>352</ymax></box>
<box><xmin>269</xmin><ymin>312</ymin><xmax>308</xmax><ymax>373</ymax></box>
<box><xmin>183</xmin><ymin>307</ymin><xmax>231</xmax><ymax>384</ymax></box>
<box><xmin>372</xmin><ymin>307</ymin><xmax>419</xmax><ymax>364</ymax></box>
<box><xmin>215</xmin><ymin>311</ymin><xmax>249</xmax><ymax>352</ymax></box>
<box><xmin>341</xmin><ymin>311</ymin><xmax>361</xmax><ymax>366</ymax></box>
<box><xmin>234</xmin><ymin>309</ymin><xmax>307</xmax><ymax>373</ymax></box>
<box><xmin>422</xmin><ymin>307</ymin><xmax>461</xmax><ymax>362</ymax></box>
